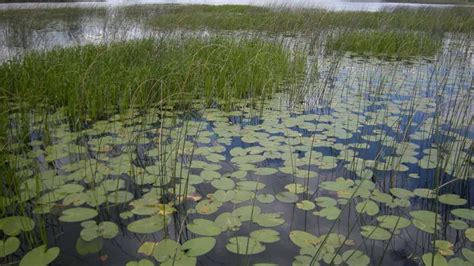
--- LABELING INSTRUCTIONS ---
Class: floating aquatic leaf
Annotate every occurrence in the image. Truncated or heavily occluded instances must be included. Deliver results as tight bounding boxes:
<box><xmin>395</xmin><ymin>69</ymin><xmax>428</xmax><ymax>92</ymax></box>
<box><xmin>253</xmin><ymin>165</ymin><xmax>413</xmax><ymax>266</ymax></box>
<box><xmin>237</xmin><ymin>181</ymin><xmax>265</xmax><ymax>191</ymax></box>
<box><xmin>449</xmin><ymin>219</ymin><xmax>468</xmax><ymax>230</ymax></box>
<box><xmin>434</xmin><ymin>240</ymin><xmax>454</xmax><ymax>256</ymax></box>
<box><xmin>80</xmin><ymin>221</ymin><xmax>119</xmax><ymax>241</ymax></box>
<box><xmin>226</xmin><ymin>236</ymin><xmax>265</xmax><ymax>255</ymax></box>
<box><xmin>152</xmin><ymin>239</ymin><xmax>182</xmax><ymax>263</ymax></box>
<box><xmin>422</xmin><ymin>252</ymin><xmax>448</xmax><ymax>266</ymax></box>
<box><xmin>233</xmin><ymin>205</ymin><xmax>261</xmax><ymax>222</ymax></box>
<box><xmin>319</xmin><ymin>178</ymin><xmax>353</xmax><ymax>192</ymax></box>
<box><xmin>356</xmin><ymin>200</ymin><xmax>379</xmax><ymax>216</ymax></box>
<box><xmin>0</xmin><ymin>237</ymin><xmax>20</xmax><ymax>257</ymax></box>
<box><xmin>316</xmin><ymin>206</ymin><xmax>341</xmax><ymax>220</ymax></box>
<box><xmin>107</xmin><ymin>190</ymin><xmax>134</xmax><ymax>204</ymax></box>
<box><xmin>360</xmin><ymin>226</ymin><xmax>391</xmax><ymax>241</ymax></box>
<box><xmin>181</xmin><ymin>237</ymin><xmax>216</xmax><ymax>257</ymax></box>
<box><xmin>215</xmin><ymin>212</ymin><xmax>242</xmax><ymax>231</ymax></box>
<box><xmin>256</xmin><ymin>194</ymin><xmax>275</xmax><ymax>204</ymax></box>
<box><xmin>389</xmin><ymin>188</ymin><xmax>414</xmax><ymax>199</ymax></box>
<box><xmin>211</xmin><ymin>178</ymin><xmax>235</xmax><ymax>190</ymax></box>
<box><xmin>211</xmin><ymin>190</ymin><xmax>236</xmax><ymax>203</ymax></box>
<box><xmin>127</xmin><ymin>215</ymin><xmax>169</xmax><ymax>234</ymax></box>
<box><xmin>410</xmin><ymin>210</ymin><xmax>441</xmax><ymax>234</ymax></box>
<box><xmin>342</xmin><ymin>249</ymin><xmax>370</xmax><ymax>266</ymax></box>
<box><xmin>377</xmin><ymin>215</ymin><xmax>411</xmax><ymax>230</ymax></box>
<box><xmin>120</xmin><ymin>211</ymin><xmax>134</xmax><ymax>220</ymax></box>
<box><xmin>19</xmin><ymin>245</ymin><xmax>60</xmax><ymax>266</ymax></box>
<box><xmin>187</xmin><ymin>219</ymin><xmax>222</xmax><ymax>236</ymax></box>
<box><xmin>254</xmin><ymin>167</ymin><xmax>278</xmax><ymax>176</ymax></box>
<box><xmin>315</xmin><ymin>197</ymin><xmax>338</xmax><ymax>208</ymax></box>
<box><xmin>297</xmin><ymin>200</ymin><xmax>316</xmax><ymax>211</ymax></box>
<box><xmin>285</xmin><ymin>183</ymin><xmax>307</xmax><ymax>194</ymax></box>
<box><xmin>276</xmin><ymin>191</ymin><xmax>299</xmax><ymax>203</ymax></box>
<box><xmin>414</xmin><ymin>188</ymin><xmax>436</xmax><ymax>199</ymax></box>
<box><xmin>126</xmin><ymin>259</ymin><xmax>154</xmax><ymax>266</ymax></box>
<box><xmin>463</xmin><ymin>248</ymin><xmax>474</xmax><ymax>264</ymax></box>
<box><xmin>253</xmin><ymin>213</ymin><xmax>285</xmax><ymax>227</ymax></box>
<box><xmin>196</xmin><ymin>199</ymin><xmax>222</xmax><ymax>215</ymax></box>
<box><xmin>289</xmin><ymin>231</ymin><xmax>320</xmax><ymax>248</ymax></box>
<box><xmin>438</xmin><ymin>194</ymin><xmax>467</xmax><ymax>206</ymax></box>
<box><xmin>466</xmin><ymin>228</ymin><xmax>474</xmax><ymax>242</ymax></box>
<box><xmin>0</xmin><ymin>216</ymin><xmax>35</xmax><ymax>236</ymax></box>
<box><xmin>451</xmin><ymin>209</ymin><xmax>474</xmax><ymax>220</ymax></box>
<box><xmin>137</xmin><ymin>241</ymin><xmax>156</xmax><ymax>256</ymax></box>
<box><xmin>250</xmin><ymin>229</ymin><xmax>280</xmax><ymax>243</ymax></box>
<box><xmin>59</xmin><ymin>208</ymin><xmax>98</xmax><ymax>223</ymax></box>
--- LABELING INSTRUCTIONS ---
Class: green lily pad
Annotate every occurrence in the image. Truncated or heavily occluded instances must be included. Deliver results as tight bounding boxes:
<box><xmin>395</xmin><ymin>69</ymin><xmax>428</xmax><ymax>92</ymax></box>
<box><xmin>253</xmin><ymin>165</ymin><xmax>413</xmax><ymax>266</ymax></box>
<box><xmin>0</xmin><ymin>237</ymin><xmax>20</xmax><ymax>257</ymax></box>
<box><xmin>410</xmin><ymin>210</ymin><xmax>441</xmax><ymax>234</ymax></box>
<box><xmin>256</xmin><ymin>194</ymin><xmax>275</xmax><ymax>204</ymax></box>
<box><xmin>187</xmin><ymin>219</ymin><xmax>222</xmax><ymax>236</ymax></box>
<box><xmin>211</xmin><ymin>178</ymin><xmax>235</xmax><ymax>190</ymax></box>
<box><xmin>127</xmin><ymin>215</ymin><xmax>169</xmax><ymax>234</ymax></box>
<box><xmin>463</xmin><ymin>248</ymin><xmax>474</xmax><ymax>264</ymax></box>
<box><xmin>196</xmin><ymin>200</ymin><xmax>222</xmax><ymax>215</ymax></box>
<box><xmin>449</xmin><ymin>219</ymin><xmax>468</xmax><ymax>230</ymax></box>
<box><xmin>360</xmin><ymin>226</ymin><xmax>392</xmax><ymax>241</ymax></box>
<box><xmin>76</xmin><ymin>238</ymin><xmax>103</xmax><ymax>255</ymax></box>
<box><xmin>226</xmin><ymin>236</ymin><xmax>265</xmax><ymax>255</ymax></box>
<box><xmin>19</xmin><ymin>245</ymin><xmax>60</xmax><ymax>266</ymax></box>
<box><xmin>126</xmin><ymin>259</ymin><xmax>154</xmax><ymax>266</ymax></box>
<box><xmin>276</xmin><ymin>191</ymin><xmax>299</xmax><ymax>203</ymax></box>
<box><xmin>80</xmin><ymin>221</ymin><xmax>119</xmax><ymax>241</ymax></box>
<box><xmin>356</xmin><ymin>200</ymin><xmax>379</xmax><ymax>216</ymax></box>
<box><xmin>377</xmin><ymin>215</ymin><xmax>411</xmax><ymax>230</ymax></box>
<box><xmin>452</xmin><ymin>209</ymin><xmax>474</xmax><ymax>220</ymax></box>
<box><xmin>59</xmin><ymin>208</ymin><xmax>98</xmax><ymax>223</ymax></box>
<box><xmin>289</xmin><ymin>231</ymin><xmax>320</xmax><ymax>248</ymax></box>
<box><xmin>250</xmin><ymin>229</ymin><xmax>280</xmax><ymax>243</ymax></box>
<box><xmin>0</xmin><ymin>216</ymin><xmax>35</xmax><ymax>236</ymax></box>
<box><xmin>107</xmin><ymin>191</ymin><xmax>134</xmax><ymax>204</ymax></box>
<box><xmin>439</xmin><ymin>194</ymin><xmax>467</xmax><ymax>206</ymax></box>
<box><xmin>422</xmin><ymin>252</ymin><xmax>448</xmax><ymax>266</ymax></box>
<box><xmin>233</xmin><ymin>205</ymin><xmax>261</xmax><ymax>222</ymax></box>
<box><xmin>316</xmin><ymin>206</ymin><xmax>341</xmax><ymax>220</ymax></box>
<box><xmin>215</xmin><ymin>212</ymin><xmax>241</xmax><ymax>231</ymax></box>
<box><xmin>466</xmin><ymin>228</ymin><xmax>474</xmax><ymax>241</ymax></box>
<box><xmin>181</xmin><ymin>237</ymin><xmax>216</xmax><ymax>257</ymax></box>
<box><xmin>342</xmin><ymin>249</ymin><xmax>370</xmax><ymax>266</ymax></box>
<box><xmin>296</xmin><ymin>200</ymin><xmax>316</xmax><ymax>211</ymax></box>
<box><xmin>253</xmin><ymin>213</ymin><xmax>285</xmax><ymax>227</ymax></box>
<box><xmin>152</xmin><ymin>239</ymin><xmax>182</xmax><ymax>263</ymax></box>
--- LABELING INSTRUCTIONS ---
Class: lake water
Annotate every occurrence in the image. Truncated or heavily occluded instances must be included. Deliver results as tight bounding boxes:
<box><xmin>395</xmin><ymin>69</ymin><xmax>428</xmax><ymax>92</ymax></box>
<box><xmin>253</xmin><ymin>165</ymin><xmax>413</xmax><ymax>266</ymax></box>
<box><xmin>0</xmin><ymin>2</ymin><xmax>473</xmax><ymax>266</ymax></box>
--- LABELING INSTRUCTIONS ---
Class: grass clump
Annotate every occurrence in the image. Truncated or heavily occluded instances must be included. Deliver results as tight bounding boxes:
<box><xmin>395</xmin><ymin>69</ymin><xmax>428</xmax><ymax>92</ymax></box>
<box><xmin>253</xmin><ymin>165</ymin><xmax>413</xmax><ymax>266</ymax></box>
<box><xmin>326</xmin><ymin>31</ymin><xmax>442</xmax><ymax>58</ymax></box>
<box><xmin>0</xmin><ymin>37</ymin><xmax>304</xmax><ymax>127</ymax></box>
<box><xmin>148</xmin><ymin>5</ymin><xmax>474</xmax><ymax>34</ymax></box>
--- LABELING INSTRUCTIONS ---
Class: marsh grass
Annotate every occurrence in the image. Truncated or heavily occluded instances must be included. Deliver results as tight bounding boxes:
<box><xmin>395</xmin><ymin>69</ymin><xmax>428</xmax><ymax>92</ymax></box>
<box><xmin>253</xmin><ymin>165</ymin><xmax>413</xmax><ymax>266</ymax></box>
<box><xmin>147</xmin><ymin>5</ymin><xmax>474</xmax><ymax>34</ymax></box>
<box><xmin>326</xmin><ymin>31</ymin><xmax>442</xmax><ymax>58</ymax></box>
<box><xmin>0</xmin><ymin>37</ymin><xmax>305</xmax><ymax>129</ymax></box>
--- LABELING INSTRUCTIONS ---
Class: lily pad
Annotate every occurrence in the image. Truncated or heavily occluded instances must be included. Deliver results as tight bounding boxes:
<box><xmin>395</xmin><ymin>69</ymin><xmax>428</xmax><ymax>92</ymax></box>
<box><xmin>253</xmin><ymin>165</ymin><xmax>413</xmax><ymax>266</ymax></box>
<box><xmin>276</xmin><ymin>191</ymin><xmax>299</xmax><ymax>203</ymax></box>
<box><xmin>181</xmin><ymin>237</ymin><xmax>216</xmax><ymax>257</ymax></box>
<box><xmin>59</xmin><ymin>208</ymin><xmax>98</xmax><ymax>223</ymax></box>
<box><xmin>250</xmin><ymin>229</ymin><xmax>280</xmax><ymax>243</ymax></box>
<box><xmin>360</xmin><ymin>226</ymin><xmax>392</xmax><ymax>241</ymax></box>
<box><xmin>127</xmin><ymin>215</ymin><xmax>169</xmax><ymax>234</ymax></box>
<box><xmin>226</xmin><ymin>236</ymin><xmax>265</xmax><ymax>255</ymax></box>
<box><xmin>0</xmin><ymin>237</ymin><xmax>20</xmax><ymax>257</ymax></box>
<box><xmin>452</xmin><ymin>208</ymin><xmax>474</xmax><ymax>220</ymax></box>
<box><xmin>19</xmin><ymin>245</ymin><xmax>60</xmax><ymax>266</ymax></box>
<box><xmin>187</xmin><ymin>219</ymin><xmax>222</xmax><ymax>236</ymax></box>
<box><xmin>0</xmin><ymin>216</ymin><xmax>35</xmax><ymax>236</ymax></box>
